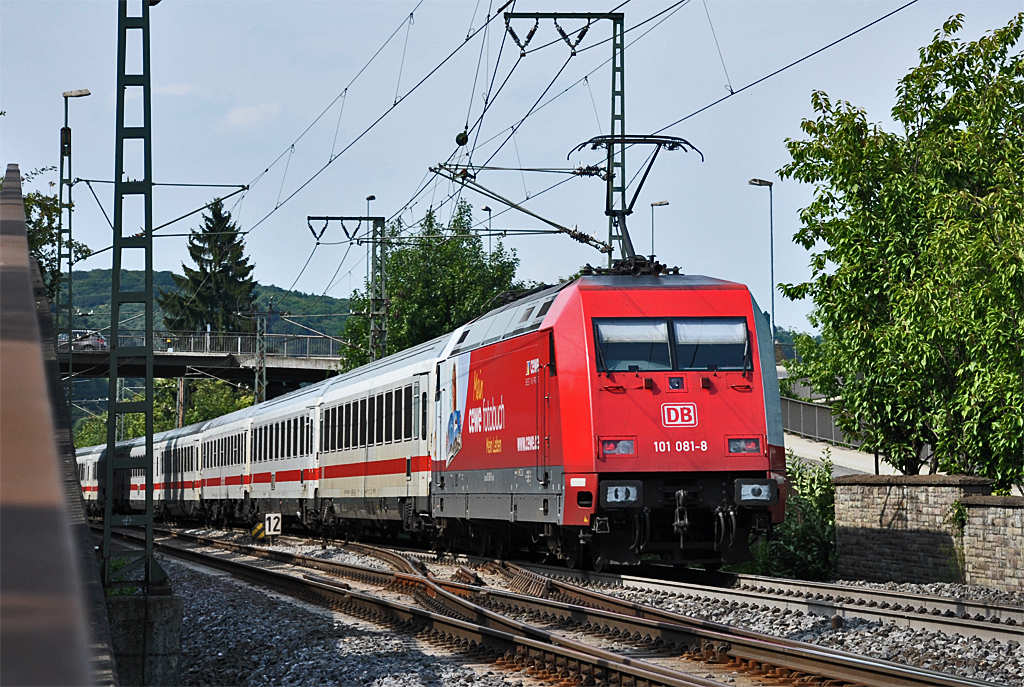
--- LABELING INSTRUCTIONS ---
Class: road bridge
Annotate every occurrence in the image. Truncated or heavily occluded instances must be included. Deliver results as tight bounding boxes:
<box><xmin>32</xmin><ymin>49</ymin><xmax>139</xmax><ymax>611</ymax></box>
<box><xmin>60</xmin><ymin>330</ymin><xmax>343</xmax><ymax>396</ymax></box>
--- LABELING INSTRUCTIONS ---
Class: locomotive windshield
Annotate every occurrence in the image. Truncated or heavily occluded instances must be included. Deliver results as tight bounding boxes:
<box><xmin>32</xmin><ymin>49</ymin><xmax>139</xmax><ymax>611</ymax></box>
<box><xmin>594</xmin><ymin>317</ymin><xmax>748</xmax><ymax>372</ymax></box>
<box><xmin>594</xmin><ymin>319</ymin><xmax>671</xmax><ymax>371</ymax></box>
<box><xmin>673</xmin><ymin>317</ymin><xmax>748</xmax><ymax>371</ymax></box>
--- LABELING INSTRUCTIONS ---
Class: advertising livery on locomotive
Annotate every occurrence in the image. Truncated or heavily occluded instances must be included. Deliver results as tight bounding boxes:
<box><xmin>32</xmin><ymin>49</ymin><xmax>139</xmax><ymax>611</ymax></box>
<box><xmin>78</xmin><ymin>271</ymin><xmax>786</xmax><ymax>569</ymax></box>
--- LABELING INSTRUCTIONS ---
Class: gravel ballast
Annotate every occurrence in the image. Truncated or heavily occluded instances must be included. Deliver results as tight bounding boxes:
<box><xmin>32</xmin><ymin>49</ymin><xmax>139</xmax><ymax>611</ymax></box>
<box><xmin>610</xmin><ymin>587</ymin><xmax>1023</xmax><ymax>686</ymax></box>
<box><xmin>166</xmin><ymin>532</ymin><xmax>1022</xmax><ymax>685</ymax></box>
<box><xmin>166</xmin><ymin>558</ymin><xmax>530</xmax><ymax>687</ymax></box>
<box><xmin>835</xmin><ymin>579</ymin><xmax>1024</xmax><ymax>608</ymax></box>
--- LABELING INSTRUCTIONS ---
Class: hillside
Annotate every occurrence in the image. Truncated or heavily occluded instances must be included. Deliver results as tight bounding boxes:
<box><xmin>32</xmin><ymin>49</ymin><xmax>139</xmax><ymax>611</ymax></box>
<box><xmin>68</xmin><ymin>269</ymin><xmax>351</xmax><ymax>337</ymax></box>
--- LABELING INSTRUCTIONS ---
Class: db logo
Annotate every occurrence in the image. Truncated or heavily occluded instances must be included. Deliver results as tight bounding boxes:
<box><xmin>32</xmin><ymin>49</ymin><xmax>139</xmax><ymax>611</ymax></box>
<box><xmin>662</xmin><ymin>403</ymin><xmax>698</xmax><ymax>427</ymax></box>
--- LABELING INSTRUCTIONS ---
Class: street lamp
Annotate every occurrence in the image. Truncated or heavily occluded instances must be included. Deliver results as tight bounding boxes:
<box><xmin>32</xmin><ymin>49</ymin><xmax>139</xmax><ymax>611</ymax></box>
<box><xmin>481</xmin><ymin>205</ymin><xmax>492</xmax><ymax>257</ymax></box>
<box><xmin>650</xmin><ymin>200</ymin><xmax>668</xmax><ymax>259</ymax></box>
<box><xmin>748</xmin><ymin>178</ymin><xmax>775</xmax><ymax>341</ymax></box>
<box><xmin>59</xmin><ymin>88</ymin><xmax>90</xmax><ymax>411</ymax></box>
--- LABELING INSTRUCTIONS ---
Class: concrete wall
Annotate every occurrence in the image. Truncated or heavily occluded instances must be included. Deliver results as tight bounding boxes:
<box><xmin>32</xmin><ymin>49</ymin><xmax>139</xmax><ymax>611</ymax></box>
<box><xmin>834</xmin><ymin>475</ymin><xmax>991</xmax><ymax>583</ymax></box>
<box><xmin>962</xmin><ymin>496</ymin><xmax>1024</xmax><ymax>594</ymax></box>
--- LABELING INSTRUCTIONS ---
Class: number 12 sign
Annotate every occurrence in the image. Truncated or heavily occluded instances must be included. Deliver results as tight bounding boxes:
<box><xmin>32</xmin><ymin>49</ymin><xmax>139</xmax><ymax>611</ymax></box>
<box><xmin>265</xmin><ymin>513</ymin><xmax>282</xmax><ymax>536</ymax></box>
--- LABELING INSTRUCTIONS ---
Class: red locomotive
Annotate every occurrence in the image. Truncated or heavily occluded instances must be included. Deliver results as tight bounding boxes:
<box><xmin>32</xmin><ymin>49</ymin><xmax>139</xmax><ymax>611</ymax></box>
<box><xmin>430</xmin><ymin>268</ymin><xmax>785</xmax><ymax>569</ymax></box>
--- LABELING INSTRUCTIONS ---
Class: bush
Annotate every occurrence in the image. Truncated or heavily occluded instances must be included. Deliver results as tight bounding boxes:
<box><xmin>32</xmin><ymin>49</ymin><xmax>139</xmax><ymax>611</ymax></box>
<box><xmin>732</xmin><ymin>449</ymin><xmax>837</xmax><ymax>580</ymax></box>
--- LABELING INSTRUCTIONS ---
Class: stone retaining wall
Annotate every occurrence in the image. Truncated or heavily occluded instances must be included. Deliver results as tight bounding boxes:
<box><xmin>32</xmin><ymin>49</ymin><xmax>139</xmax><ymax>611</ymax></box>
<box><xmin>833</xmin><ymin>475</ymin><xmax>991</xmax><ymax>583</ymax></box>
<box><xmin>962</xmin><ymin>496</ymin><xmax>1024</xmax><ymax>593</ymax></box>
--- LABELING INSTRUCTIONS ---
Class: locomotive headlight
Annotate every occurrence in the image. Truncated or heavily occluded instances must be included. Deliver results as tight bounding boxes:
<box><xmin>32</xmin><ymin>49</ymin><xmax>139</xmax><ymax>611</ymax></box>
<box><xmin>600</xmin><ymin>480</ymin><xmax>644</xmax><ymax>508</ymax></box>
<box><xmin>728</xmin><ymin>437</ymin><xmax>761</xmax><ymax>454</ymax></box>
<box><xmin>741</xmin><ymin>484</ymin><xmax>768</xmax><ymax>500</ymax></box>
<box><xmin>733</xmin><ymin>478</ymin><xmax>779</xmax><ymax>506</ymax></box>
<box><xmin>668</xmin><ymin>377</ymin><xmax>684</xmax><ymax>390</ymax></box>
<box><xmin>601</xmin><ymin>438</ymin><xmax>635</xmax><ymax>456</ymax></box>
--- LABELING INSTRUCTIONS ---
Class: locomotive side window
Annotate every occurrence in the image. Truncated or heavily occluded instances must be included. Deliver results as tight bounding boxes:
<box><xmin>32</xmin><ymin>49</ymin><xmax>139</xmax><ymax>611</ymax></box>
<box><xmin>673</xmin><ymin>317</ymin><xmax>748</xmax><ymax>371</ymax></box>
<box><xmin>594</xmin><ymin>319</ymin><xmax>671</xmax><ymax>372</ymax></box>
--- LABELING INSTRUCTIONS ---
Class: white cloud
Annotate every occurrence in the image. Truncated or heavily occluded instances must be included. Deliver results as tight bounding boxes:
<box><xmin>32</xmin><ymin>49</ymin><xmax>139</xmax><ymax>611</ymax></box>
<box><xmin>218</xmin><ymin>102</ymin><xmax>281</xmax><ymax>130</ymax></box>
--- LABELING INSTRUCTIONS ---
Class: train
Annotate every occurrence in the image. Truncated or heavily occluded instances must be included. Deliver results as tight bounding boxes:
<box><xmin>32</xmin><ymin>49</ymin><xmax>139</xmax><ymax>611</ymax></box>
<box><xmin>78</xmin><ymin>268</ymin><xmax>786</xmax><ymax>569</ymax></box>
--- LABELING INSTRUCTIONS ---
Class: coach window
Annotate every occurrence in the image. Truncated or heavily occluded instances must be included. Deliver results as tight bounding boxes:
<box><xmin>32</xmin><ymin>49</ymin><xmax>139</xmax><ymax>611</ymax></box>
<box><xmin>307</xmin><ymin>417</ymin><xmax>313</xmax><ymax>455</ymax></box>
<box><xmin>384</xmin><ymin>392</ymin><xmax>393</xmax><ymax>443</ymax></box>
<box><xmin>395</xmin><ymin>389</ymin><xmax>404</xmax><ymax>441</ymax></box>
<box><xmin>364</xmin><ymin>397</ymin><xmax>372</xmax><ymax>446</ymax></box>
<box><xmin>293</xmin><ymin>418</ymin><xmax>299</xmax><ymax>457</ymax></box>
<box><xmin>594</xmin><ymin>318</ymin><xmax>671</xmax><ymax>372</ymax></box>
<box><xmin>342</xmin><ymin>403</ymin><xmax>350</xmax><ymax>450</ymax></box>
<box><xmin>375</xmin><ymin>393</ymin><xmax>385</xmax><ymax>444</ymax></box>
<box><xmin>673</xmin><ymin>317</ymin><xmax>748</xmax><ymax>371</ymax></box>
<box><xmin>403</xmin><ymin>386</ymin><xmax>413</xmax><ymax>440</ymax></box>
<box><xmin>358</xmin><ymin>398</ymin><xmax>367</xmax><ymax>447</ymax></box>
<box><xmin>413</xmin><ymin>383</ymin><xmax>420</xmax><ymax>440</ymax></box>
<box><xmin>421</xmin><ymin>391</ymin><xmax>428</xmax><ymax>440</ymax></box>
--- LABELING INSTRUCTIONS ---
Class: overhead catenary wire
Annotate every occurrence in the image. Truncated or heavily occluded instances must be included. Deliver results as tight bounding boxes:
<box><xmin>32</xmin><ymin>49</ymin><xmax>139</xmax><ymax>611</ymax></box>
<box><xmin>702</xmin><ymin>0</ymin><xmax>733</xmax><ymax>93</ymax></box>
<box><xmin>654</xmin><ymin>0</ymin><xmax>921</xmax><ymax>134</ymax></box>
<box><xmin>244</xmin><ymin>1</ymin><xmax>514</xmax><ymax>237</ymax></box>
<box><xmin>245</xmin><ymin>0</ymin><xmax>427</xmax><ymax>189</ymax></box>
<box><xmin>394</xmin><ymin>10</ymin><xmax>416</xmax><ymax>106</ymax></box>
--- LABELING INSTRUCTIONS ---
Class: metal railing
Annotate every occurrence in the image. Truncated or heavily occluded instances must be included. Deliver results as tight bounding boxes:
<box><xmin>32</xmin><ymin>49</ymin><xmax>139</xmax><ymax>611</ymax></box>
<box><xmin>780</xmin><ymin>396</ymin><xmax>862</xmax><ymax>448</ymax></box>
<box><xmin>115</xmin><ymin>330</ymin><xmax>342</xmax><ymax>359</ymax></box>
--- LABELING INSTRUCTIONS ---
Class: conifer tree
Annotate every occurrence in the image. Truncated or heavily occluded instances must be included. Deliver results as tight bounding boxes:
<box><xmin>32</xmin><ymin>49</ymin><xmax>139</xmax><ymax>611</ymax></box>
<box><xmin>158</xmin><ymin>200</ymin><xmax>257</xmax><ymax>332</ymax></box>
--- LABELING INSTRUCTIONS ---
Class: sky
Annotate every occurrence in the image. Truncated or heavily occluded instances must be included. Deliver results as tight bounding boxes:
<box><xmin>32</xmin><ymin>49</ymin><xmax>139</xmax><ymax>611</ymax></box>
<box><xmin>2</xmin><ymin>0</ymin><xmax>1020</xmax><ymax>333</ymax></box>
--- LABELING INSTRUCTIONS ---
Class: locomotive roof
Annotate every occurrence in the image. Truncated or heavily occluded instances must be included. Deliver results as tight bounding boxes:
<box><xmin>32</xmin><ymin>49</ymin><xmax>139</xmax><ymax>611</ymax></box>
<box><xmin>575</xmin><ymin>273</ymin><xmax>744</xmax><ymax>289</ymax></box>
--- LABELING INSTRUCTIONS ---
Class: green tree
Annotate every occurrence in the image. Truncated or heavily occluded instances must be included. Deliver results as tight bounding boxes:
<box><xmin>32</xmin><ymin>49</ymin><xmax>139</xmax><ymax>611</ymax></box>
<box><xmin>340</xmin><ymin>200</ymin><xmax>523</xmax><ymax>370</ymax></box>
<box><xmin>157</xmin><ymin>200</ymin><xmax>257</xmax><ymax>332</ymax></box>
<box><xmin>73</xmin><ymin>378</ymin><xmax>253</xmax><ymax>448</ymax></box>
<box><xmin>779</xmin><ymin>14</ymin><xmax>1023</xmax><ymax>491</ymax></box>
<box><xmin>0</xmin><ymin>167</ymin><xmax>93</xmax><ymax>301</ymax></box>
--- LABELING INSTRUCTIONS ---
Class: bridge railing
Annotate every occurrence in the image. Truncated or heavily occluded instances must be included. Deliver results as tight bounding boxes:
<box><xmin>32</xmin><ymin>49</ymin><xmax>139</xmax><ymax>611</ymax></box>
<box><xmin>780</xmin><ymin>396</ymin><xmax>862</xmax><ymax>449</ymax></box>
<box><xmin>115</xmin><ymin>331</ymin><xmax>342</xmax><ymax>358</ymax></box>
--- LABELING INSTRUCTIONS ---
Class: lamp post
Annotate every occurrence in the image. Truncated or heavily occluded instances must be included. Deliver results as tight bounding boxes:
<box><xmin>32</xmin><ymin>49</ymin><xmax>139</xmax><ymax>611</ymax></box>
<box><xmin>59</xmin><ymin>88</ymin><xmax>91</xmax><ymax>411</ymax></box>
<box><xmin>481</xmin><ymin>205</ymin><xmax>492</xmax><ymax>257</ymax></box>
<box><xmin>748</xmin><ymin>178</ymin><xmax>775</xmax><ymax>342</ymax></box>
<box><xmin>650</xmin><ymin>200</ymin><xmax>668</xmax><ymax>260</ymax></box>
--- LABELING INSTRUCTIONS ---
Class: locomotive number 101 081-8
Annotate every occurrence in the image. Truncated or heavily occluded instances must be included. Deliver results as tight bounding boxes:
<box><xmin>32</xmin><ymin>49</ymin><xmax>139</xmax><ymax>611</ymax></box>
<box><xmin>653</xmin><ymin>440</ymin><xmax>708</xmax><ymax>453</ymax></box>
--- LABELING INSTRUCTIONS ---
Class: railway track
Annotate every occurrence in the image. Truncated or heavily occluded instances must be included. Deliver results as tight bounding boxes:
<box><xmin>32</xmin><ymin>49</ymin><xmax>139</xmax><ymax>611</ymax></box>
<box><xmin>151</xmin><ymin>526</ymin><xmax>1023</xmax><ymax>643</ymax></box>
<box><xmin>513</xmin><ymin>564</ymin><xmax>1023</xmax><ymax>644</ymax></box>
<box><xmin>106</xmin><ymin>526</ymin><xmax>1001</xmax><ymax>686</ymax></box>
<box><xmin>320</xmin><ymin>538</ymin><xmax>1020</xmax><ymax>644</ymax></box>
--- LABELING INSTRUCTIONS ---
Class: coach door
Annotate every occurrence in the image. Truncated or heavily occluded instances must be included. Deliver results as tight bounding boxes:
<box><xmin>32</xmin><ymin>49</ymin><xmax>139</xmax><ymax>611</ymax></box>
<box><xmin>407</xmin><ymin>373</ymin><xmax>430</xmax><ymax>498</ymax></box>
